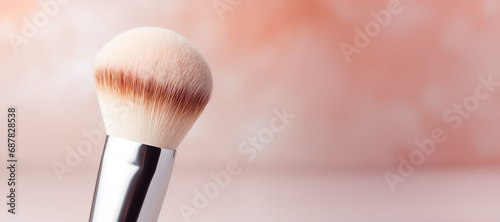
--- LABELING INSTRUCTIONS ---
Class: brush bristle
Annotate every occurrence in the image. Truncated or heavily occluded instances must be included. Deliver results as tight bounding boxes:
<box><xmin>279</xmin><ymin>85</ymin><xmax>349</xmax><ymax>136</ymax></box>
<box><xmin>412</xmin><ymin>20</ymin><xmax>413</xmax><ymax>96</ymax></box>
<box><xmin>93</xmin><ymin>27</ymin><xmax>212</xmax><ymax>150</ymax></box>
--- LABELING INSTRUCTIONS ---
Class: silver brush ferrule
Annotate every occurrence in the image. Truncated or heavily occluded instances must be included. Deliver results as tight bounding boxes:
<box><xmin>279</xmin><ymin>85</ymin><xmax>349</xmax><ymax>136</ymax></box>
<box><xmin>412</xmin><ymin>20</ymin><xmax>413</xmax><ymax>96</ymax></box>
<box><xmin>89</xmin><ymin>136</ymin><xmax>176</xmax><ymax>222</ymax></box>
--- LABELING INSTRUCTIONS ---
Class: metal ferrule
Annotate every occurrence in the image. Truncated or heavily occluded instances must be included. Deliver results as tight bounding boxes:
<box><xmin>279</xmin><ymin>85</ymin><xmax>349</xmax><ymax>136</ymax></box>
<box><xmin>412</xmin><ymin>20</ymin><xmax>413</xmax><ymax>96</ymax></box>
<box><xmin>90</xmin><ymin>136</ymin><xmax>176</xmax><ymax>222</ymax></box>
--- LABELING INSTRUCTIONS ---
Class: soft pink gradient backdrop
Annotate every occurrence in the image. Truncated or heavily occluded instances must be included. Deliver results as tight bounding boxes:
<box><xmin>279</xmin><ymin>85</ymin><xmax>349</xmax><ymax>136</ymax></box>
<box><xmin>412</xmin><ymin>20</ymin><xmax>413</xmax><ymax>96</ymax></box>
<box><xmin>1</xmin><ymin>0</ymin><xmax>500</xmax><ymax>221</ymax></box>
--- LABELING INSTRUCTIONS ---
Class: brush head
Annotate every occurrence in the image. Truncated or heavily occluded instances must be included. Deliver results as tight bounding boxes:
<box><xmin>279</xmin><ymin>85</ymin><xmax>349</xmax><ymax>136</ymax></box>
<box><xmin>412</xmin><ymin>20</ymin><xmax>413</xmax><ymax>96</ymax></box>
<box><xmin>94</xmin><ymin>27</ymin><xmax>212</xmax><ymax>150</ymax></box>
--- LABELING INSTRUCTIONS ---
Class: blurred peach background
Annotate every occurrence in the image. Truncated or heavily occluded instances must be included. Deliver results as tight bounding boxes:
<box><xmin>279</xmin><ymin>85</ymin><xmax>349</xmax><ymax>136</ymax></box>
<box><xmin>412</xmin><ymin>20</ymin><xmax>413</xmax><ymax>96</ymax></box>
<box><xmin>1</xmin><ymin>0</ymin><xmax>500</xmax><ymax>221</ymax></box>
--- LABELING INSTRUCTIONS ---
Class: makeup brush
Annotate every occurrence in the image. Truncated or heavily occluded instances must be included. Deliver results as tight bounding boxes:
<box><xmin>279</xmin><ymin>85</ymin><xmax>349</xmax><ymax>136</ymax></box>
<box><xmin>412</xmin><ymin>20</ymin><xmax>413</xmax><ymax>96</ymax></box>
<box><xmin>89</xmin><ymin>27</ymin><xmax>212</xmax><ymax>222</ymax></box>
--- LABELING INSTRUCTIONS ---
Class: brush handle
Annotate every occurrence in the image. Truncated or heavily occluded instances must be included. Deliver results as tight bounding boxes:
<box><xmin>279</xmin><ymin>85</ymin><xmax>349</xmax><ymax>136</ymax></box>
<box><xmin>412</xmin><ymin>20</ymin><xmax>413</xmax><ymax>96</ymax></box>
<box><xmin>89</xmin><ymin>136</ymin><xmax>176</xmax><ymax>222</ymax></box>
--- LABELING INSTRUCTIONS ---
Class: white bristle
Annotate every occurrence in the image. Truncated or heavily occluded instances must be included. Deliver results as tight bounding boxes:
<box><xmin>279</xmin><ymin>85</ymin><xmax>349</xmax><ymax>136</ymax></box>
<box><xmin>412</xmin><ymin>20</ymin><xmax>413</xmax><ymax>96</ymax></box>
<box><xmin>94</xmin><ymin>27</ymin><xmax>212</xmax><ymax>150</ymax></box>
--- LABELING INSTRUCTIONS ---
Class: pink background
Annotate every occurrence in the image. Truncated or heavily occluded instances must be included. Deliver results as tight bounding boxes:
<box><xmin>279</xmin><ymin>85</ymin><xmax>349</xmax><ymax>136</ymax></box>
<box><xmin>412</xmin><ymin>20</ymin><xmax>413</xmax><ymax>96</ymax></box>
<box><xmin>1</xmin><ymin>0</ymin><xmax>500</xmax><ymax>221</ymax></box>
